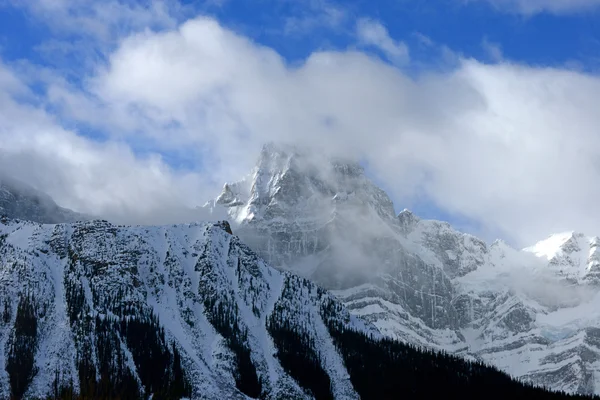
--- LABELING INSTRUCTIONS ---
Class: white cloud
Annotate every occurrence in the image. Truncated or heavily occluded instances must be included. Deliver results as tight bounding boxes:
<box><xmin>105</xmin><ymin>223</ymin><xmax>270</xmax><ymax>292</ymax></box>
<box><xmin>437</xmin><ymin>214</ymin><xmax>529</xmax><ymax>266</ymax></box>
<box><xmin>3</xmin><ymin>10</ymin><xmax>600</xmax><ymax>247</ymax></box>
<box><xmin>468</xmin><ymin>0</ymin><xmax>600</xmax><ymax>15</ymax></box>
<box><xmin>284</xmin><ymin>0</ymin><xmax>347</xmax><ymax>36</ymax></box>
<box><xmin>356</xmin><ymin>18</ymin><xmax>410</xmax><ymax>65</ymax></box>
<box><xmin>83</xmin><ymin>17</ymin><xmax>600</xmax><ymax>246</ymax></box>
<box><xmin>482</xmin><ymin>37</ymin><xmax>503</xmax><ymax>62</ymax></box>
<box><xmin>18</xmin><ymin>0</ymin><xmax>181</xmax><ymax>40</ymax></box>
<box><xmin>0</xmin><ymin>60</ymin><xmax>224</xmax><ymax>225</ymax></box>
<box><xmin>413</xmin><ymin>32</ymin><xmax>434</xmax><ymax>47</ymax></box>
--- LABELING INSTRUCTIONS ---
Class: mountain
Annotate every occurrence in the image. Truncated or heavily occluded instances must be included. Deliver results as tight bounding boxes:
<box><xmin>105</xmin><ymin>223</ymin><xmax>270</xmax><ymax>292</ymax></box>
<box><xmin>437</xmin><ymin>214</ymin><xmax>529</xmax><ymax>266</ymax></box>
<box><xmin>214</xmin><ymin>143</ymin><xmax>600</xmax><ymax>396</ymax></box>
<box><xmin>0</xmin><ymin>175</ymin><xmax>88</xmax><ymax>224</ymax></box>
<box><xmin>524</xmin><ymin>232</ymin><xmax>600</xmax><ymax>284</ymax></box>
<box><xmin>0</xmin><ymin>217</ymin><xmax>585</xmax><ymax>400</ymax></box>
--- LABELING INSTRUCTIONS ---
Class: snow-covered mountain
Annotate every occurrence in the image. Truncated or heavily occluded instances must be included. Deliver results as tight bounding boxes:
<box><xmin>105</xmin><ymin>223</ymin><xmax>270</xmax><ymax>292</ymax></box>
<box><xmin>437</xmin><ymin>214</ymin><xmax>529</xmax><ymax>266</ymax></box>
<box><xmin>524</xmin><ymin>232</ymin><xmax>600</xmax><ymax>284</ymax></box>
<box><xmin>0</xmin><ymin>217</ymin><xmax>569</xmax><ymax>400</ymax></box>
<box><xmin>0</xmin><ymin>218</ymin><xmax>365</xmax><ymax>399</ymax></box>
<box><xmin>3</xmin><ymin>144</ymin><xmax>599</xmax><ymax>397</ymax></box>
<box><xmin>214</xmin><ymin>143</ymin><xmax>600</xmax><ymax>396</ymax></box>
<box><xmin>0</xmin><ymin>175</ymin><xmax>87</xmax><ymax>224</ymax></box>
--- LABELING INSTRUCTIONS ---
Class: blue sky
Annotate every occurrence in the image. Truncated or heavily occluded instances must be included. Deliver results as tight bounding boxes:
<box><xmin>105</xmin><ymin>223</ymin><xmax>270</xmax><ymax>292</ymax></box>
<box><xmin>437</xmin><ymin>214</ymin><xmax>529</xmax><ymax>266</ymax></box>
<box><xmin>2</xmin><ymin>1</ymin><xmax>599</xmax><ymax>78</ymax></box>
<box><xmin>1</xmin><ymin>0</ymin><xmax>600</xmax><ymax>245</ymax></box>
<box><xmin>205</xmin><ymin>0</ymin><xmax>600</xmax><ymax>70</ymax></box>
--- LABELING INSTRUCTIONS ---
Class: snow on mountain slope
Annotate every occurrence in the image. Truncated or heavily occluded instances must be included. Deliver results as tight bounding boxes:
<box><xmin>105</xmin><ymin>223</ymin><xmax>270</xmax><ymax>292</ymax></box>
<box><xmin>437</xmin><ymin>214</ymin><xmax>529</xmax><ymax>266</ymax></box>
<box><xmin>524</xmin><ymin>232</ymin><xmax>600</xmax><ymax>283</ymax></box>
<box><xmin>0</xmin><ymin>217</ymin><xmax>379</xmax><ymax>399</ymax></box>
<box><xmin>212</xmin><ymin>142</ymin><xmax>600</xmax><ymax>396</ymax></box>
<box><xmin>525</xmin><ymin>232</ymin><xmax>578</xmax><ymax>259</ymax></box>
<box><xmin>398</xmin><ymin>209</ymin><xmax>489</xmax><ymax>278</ymax></box>
<box><xmin>215</xmin><ymin>144</ymin><xmax>470</xmax><ymax>353</ymax></box>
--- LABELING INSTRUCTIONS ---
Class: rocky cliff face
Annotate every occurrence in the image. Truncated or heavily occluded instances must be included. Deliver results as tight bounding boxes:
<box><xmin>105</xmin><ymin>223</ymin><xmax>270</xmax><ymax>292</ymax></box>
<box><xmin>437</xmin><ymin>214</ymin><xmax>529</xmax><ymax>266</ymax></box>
<box><xmin>214</xmin><ymin>143</ymin><xmax>600</xmax><ymax>396</ymax></box>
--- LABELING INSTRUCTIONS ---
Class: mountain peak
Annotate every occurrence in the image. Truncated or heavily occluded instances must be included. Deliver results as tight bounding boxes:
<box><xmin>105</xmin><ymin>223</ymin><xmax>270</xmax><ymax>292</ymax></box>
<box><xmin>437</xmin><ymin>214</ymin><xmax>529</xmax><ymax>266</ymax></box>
<box><xmin>259</xmin><ymin>141</ymin><xmax>303</xmax><ymax>158</ymax></box>
<box><xmin>523</xmin><ymin>231</ymin><xmax>600</xmax><ymax>283</ymax></box>
<box><xmin>258</xmin><ymin>142</ymin><xmax>364</xmax><ymax>177</ymax></box>
<box><xmin>397</xmin><ymin>208</ymin><xmax>420</xmax><ymax>231</ymax></box>
<box><xmin>218</xmin><ymin>142</ymin><xmax>393</xmax><ymax>226</ymax></box>
<box><xmin>523</xmin><ymin>231</ymin><xmax>584</xmax><ymax>260</ymax></box>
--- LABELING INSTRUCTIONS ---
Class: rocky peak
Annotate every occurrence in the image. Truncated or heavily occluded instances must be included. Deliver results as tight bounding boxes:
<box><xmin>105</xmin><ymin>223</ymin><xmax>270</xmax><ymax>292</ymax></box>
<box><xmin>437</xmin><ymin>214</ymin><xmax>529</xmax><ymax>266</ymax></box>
<box><xmin>218</xmin><ymin>142</ymin><xmax>397</xmax><ymax>226</ymax></box>
<box><xmin>561</xmin><ymin>233</ymin><xmax>586</xmax><ymax>253</ymax></box>
<box><xmin>524</xmin><ymin>232</ymin><xmax>580</xmax><ymax>259</ymax></box>
<box><xmin>397</xmin><ymin>209</ymin><xmax>420</xmax><ymax>233</ymax></box>
<box><xmin>524</xmin><ymin>232</ymin><xmax>600</xmax><ymax>283</ymax></box>
<box><xmin>216</xmin><ymin>220</ymin><xmax>233</xmax><ymax>234</ymax></box>
<box><xmin>216</xmin><ymin>183</ymin><xmax>246</xmax><ymax>207</ymax></box>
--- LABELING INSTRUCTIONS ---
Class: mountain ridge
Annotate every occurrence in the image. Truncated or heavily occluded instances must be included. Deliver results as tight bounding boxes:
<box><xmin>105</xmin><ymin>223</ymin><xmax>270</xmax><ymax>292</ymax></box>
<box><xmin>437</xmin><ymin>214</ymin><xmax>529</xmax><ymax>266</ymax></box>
<box><xmin>0</xmin><ymin>217</ymin><xmax>588</xmax><ymax>399</ymax></box>
<box><xmin>4</xmin><ymin>143</ymin><xmax>600</xmax><ymax>396</ymax></box>
<box><xmin>213</xmin><ymin>142</ymin><xmax>600</xmax><ymax>395</ymax></box>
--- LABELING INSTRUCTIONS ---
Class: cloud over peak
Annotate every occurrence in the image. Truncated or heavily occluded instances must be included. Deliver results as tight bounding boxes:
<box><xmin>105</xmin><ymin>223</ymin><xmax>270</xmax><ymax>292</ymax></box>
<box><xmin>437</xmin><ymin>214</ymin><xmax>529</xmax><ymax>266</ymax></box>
<box><xmin>1</xmin><ymin>7</ymin><xmax>600</xmax><ymax>247</ymax></box>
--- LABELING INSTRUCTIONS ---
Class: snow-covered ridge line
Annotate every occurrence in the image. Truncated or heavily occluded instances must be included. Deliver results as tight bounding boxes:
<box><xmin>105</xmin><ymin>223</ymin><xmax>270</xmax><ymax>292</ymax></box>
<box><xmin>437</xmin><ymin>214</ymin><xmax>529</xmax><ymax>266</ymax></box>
<box><xmin>1</xmin><ymin>216</ymin><xmax>587</xmax><ymax>399</ymax></box>
<box><xmin>524</xmin><ymin>232</ymin><xmax>600</xmax><ymax>283</ymax></box>
<box><xmin>0</xmin><ymin>217</ymin><xmax>383</xmax><ymax>399</ymax></box>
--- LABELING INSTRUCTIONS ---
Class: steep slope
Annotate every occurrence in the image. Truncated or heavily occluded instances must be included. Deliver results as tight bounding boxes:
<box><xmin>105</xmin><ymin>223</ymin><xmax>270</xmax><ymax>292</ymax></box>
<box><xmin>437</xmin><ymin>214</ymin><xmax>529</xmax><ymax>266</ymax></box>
<box><xmin>215</xmin><ymin>144</ymin><xmax>462</xmax><ymax>346</ymax></box>
<box><xmin>0</xmin><ymin>175</ymin><xmax>87</xmax><ymax>224</ymax></box>
<box><xmin>0</xmin><ymin>217</ymin><xmax>593</xmax><ymax>400</ymax></box>
<box><xmin>213</xmin><ymin>143</ymin><xmax>600</xmax><ymax>396</ymax></box>
<box><xmin>0</xmin><ymin>217</ymin><xmax>368</xmax><ymax>399</ymax></box>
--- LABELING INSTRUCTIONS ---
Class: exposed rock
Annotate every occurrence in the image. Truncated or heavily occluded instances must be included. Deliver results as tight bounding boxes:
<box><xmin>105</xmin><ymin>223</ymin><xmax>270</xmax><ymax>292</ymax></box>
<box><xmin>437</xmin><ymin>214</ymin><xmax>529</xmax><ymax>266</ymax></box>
<box><xmin>211</xmin><ymin>142</ymin><xmax>600</xmax><ymax>395</ymax></box>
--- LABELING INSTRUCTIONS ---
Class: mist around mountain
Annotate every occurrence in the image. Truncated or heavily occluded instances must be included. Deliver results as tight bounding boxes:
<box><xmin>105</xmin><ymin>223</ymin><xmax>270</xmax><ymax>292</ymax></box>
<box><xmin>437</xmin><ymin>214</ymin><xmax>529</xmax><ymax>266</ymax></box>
<box><xmin>4</xmin><ymin>143</ymin><xmax>600</xmax><ymax>398</ymax></box>
<box><xmin>0</xmin><ymin>172</ymin><xmax>228</xmax><ymax>228</ymax></box>
<box><xmin>213</xmin><ymin>142</ymin><xmax>600</xmax><ymax>396</ymax></box>
<box><xmin>0</xmin><ymin>174</ymin><xmax>89</xmax><ymax>224</ymax></box>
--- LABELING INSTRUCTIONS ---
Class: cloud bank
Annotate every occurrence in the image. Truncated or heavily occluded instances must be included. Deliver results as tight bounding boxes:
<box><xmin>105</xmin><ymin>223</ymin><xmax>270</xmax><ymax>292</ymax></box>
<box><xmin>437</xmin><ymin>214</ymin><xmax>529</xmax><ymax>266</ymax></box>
<box><xmin>2</xmin><ymin>5</ymin><xmax>600</xmax><ymax>246</ymax></box>
<box><xmin>469</xmin><ymin>0</ymin><xmax>600</xmax><ymax>15</ymax></box>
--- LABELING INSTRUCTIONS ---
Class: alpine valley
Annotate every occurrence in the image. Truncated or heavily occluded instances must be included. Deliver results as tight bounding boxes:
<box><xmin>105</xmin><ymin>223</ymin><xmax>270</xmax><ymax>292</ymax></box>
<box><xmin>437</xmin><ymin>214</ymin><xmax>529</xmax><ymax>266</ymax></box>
<box><xmin>0</xmin><ymin>145</ymin><xmax>599</xmax><ymax>399</ymax></box>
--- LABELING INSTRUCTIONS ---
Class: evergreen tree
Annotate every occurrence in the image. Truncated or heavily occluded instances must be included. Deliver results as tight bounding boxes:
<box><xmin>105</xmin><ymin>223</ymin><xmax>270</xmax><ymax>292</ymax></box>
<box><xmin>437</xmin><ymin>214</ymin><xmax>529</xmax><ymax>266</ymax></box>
<box><xmin>319</xmin><ymin>297</ymin><xmax>597</xmax><ymax>400</ymax></box>
<box><xmin>202</xmin><ymin>297</ymin><xmax>263</xmax><ymax>398</ymax></box>
<box><xmin>267</xmin><ymin>315</ymin><xmax>334</xmax><ymax>400</ymax></box>
<box><xmin>6</xmin><ymin>294</ymin><xmax>38</xmax><ymax>400</ymax></box>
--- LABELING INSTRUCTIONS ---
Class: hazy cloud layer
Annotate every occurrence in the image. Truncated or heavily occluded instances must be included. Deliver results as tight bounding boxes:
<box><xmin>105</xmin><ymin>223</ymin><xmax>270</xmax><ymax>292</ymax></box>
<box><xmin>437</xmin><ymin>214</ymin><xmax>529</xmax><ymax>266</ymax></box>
<box><xmin>2</xmin><ymin>6</ymin><xmax>600</xmax><ymax>246</ymax></box>
<box><xmin>283</xmin><ymin>0</ymin><xmax>348</xmax><ymax>36</ymax></box>
<box><xmin>356</xmin><ymin>18</ymin><xmax>410</xmax><ymax>65</ymax></box>
<box><xmin>16</xmin><ymin>0</ymin><xmax>181</xmax><ymax>39</ymax></box>
<box><xmin>0</xmin><ymin>60</ymin><xmax>224</xmax><ymax>225</ymax></box>
<box><xmin>468</xmin><ymin>0</ymin><xmax>600</xmax><ymax>15</ymax></box>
